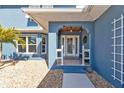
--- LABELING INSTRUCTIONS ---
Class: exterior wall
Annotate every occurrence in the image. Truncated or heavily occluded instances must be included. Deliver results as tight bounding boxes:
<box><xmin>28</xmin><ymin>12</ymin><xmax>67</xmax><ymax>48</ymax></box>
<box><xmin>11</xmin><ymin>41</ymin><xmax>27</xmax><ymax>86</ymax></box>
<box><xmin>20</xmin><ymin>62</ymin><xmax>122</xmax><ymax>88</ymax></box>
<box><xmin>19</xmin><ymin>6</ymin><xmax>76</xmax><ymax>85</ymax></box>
<box><xmin>0</xmin><ymin>6</ymin><xmax>39</xmax><ymax>28</ymax></box>
<box><xmin>48</xmin><ymin>33</ymin><xmax>57</xmax><ymax>68</ymax></box>
<box><xmin>0</xmin><ymin>5</ymin><xmax>46</xmax><ymax>60</ymax></box>
<box><xmin>48</xmin><ymin>22</ymin><xmax>94</xmax><ymax>68</ymax></box>
<box><xmin>2</xmin><ymin>33</ymin><xmax>47</xmax><ymax>60</ymax></box>
<box><xmin>94</xmin><ymin>5</ymin><xmax>124</xmax><ymax>88</ymax></box>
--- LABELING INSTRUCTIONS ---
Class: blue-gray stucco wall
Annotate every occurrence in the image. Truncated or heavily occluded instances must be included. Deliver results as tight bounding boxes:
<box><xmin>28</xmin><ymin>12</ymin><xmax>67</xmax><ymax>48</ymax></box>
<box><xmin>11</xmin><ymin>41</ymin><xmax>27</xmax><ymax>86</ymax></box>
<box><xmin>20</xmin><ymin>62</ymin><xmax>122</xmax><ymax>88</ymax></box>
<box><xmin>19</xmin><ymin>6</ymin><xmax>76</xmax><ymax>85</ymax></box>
<box><xmin>0</xmin><ymin>8</ymin><xmax>39</xmax><ymax>28</ymax></box>
<box><xmin>0</xmin><ymin>6</ymin><xmax>47</xmax><ymax>60</ymax></box>
<box><xmin>48</xmin><ymin>22</ymin><xmax>94</xmax><ymax>68</ymax></box>
<box><xmin>2</xmin><ymin>33</ymin><xmax>47</xmax><ymax>60</ymax></box>
<box><xmin>94</xmin><ymin>5</ymin><xmax>124</xmax><ymax>88</ymax></box>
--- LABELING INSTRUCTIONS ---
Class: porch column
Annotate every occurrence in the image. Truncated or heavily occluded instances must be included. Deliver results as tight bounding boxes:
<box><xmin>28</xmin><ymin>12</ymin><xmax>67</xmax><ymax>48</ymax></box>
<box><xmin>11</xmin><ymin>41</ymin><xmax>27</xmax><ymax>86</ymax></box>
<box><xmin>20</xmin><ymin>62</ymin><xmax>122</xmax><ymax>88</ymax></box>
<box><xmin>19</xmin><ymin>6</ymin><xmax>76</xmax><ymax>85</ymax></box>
<box><xmin>48</xmin><ymin>32</ymin><xmax>57</xmax><ymax>69</ymax></box>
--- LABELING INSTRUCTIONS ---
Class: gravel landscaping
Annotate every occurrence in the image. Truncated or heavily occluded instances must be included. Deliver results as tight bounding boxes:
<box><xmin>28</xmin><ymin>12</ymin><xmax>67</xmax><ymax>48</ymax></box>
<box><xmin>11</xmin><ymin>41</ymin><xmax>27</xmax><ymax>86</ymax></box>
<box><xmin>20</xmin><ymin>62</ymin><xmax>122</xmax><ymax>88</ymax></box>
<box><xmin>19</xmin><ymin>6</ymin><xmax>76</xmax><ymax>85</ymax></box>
<box><xmin>0</xmin><ymin>60</ymin><xmax>115</xmax><ymax>88</ymax></box>
<box><xmin>0</xmin><ymin>60</ymin><xmax>49</xmax><ymax>88</ymax></box>
<box><xmin>87</xmin><ymin>71</ymin><xmax>114</xmax><ymax>88</ymax></box>
<box><xmin>37</xmin><ymin>70</ymin><xmax>63</xmax><ymax>88</ymax></box>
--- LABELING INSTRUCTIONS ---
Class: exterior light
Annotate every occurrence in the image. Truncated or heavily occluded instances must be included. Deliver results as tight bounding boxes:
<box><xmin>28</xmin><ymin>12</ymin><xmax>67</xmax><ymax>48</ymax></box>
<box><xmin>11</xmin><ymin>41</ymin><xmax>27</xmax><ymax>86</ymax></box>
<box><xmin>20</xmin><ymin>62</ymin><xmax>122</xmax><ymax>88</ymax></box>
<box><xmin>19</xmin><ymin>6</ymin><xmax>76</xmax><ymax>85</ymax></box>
<box><xmin>70</xmin><ymin>30</ymin><xmax>72</xmax><ymax>32</ymax></box>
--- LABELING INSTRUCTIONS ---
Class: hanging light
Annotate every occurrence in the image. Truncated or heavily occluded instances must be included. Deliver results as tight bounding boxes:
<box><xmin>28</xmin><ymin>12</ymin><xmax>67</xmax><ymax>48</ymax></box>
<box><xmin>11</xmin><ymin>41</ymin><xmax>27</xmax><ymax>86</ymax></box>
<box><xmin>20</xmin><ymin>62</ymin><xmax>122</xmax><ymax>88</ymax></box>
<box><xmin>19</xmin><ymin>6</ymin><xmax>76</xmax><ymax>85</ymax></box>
<box><xmin>70</xmin><ymin>26</ymin><xmax>72</xmax><ymax>32</ymax></box>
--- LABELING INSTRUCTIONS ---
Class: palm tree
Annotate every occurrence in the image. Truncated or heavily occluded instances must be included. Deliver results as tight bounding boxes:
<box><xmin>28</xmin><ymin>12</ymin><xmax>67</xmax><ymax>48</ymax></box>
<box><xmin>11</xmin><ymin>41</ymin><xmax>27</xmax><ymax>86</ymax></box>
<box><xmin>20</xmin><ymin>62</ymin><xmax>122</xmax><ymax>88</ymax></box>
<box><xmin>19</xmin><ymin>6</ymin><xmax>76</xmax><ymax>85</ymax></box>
<box><xmin>0</xmin><ymin>25</ymin><xmax>25</xmax><ymax>61</ymax></box>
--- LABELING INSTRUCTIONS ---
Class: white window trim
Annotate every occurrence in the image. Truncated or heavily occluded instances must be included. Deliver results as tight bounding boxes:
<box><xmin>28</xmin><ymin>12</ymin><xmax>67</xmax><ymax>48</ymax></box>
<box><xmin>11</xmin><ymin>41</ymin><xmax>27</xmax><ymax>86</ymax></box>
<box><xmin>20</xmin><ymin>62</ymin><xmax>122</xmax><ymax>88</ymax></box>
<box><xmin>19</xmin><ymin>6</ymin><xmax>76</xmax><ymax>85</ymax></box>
<box><xmin>41</xmin><ymin>35</ymin><xmax>47</xmax><ymax>54</ymax></box>
<box><xmin>16</xmin><ymin>35</ymin><xmax>38</xmax><ymax>54</ymax></box>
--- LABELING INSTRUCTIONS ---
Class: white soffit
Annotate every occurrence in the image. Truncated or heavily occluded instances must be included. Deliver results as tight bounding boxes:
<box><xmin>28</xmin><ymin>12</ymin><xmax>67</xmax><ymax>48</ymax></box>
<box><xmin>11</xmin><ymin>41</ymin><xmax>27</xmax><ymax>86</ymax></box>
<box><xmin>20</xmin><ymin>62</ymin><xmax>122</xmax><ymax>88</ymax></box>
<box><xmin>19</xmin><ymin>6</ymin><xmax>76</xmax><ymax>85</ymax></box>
<box><xmin>89</xmin><ymin>5</ymin><xmax>111</xmax><ymax>20</ymax></box>
<box><xmin>22</xmin><ymin>5</ymin><xmax>111</xmax><ymax>21</ymax></box>
<box><xmin>22</xmin><ymin>5</ymin><xmax>111</xmax><ymax>31</ymax></box>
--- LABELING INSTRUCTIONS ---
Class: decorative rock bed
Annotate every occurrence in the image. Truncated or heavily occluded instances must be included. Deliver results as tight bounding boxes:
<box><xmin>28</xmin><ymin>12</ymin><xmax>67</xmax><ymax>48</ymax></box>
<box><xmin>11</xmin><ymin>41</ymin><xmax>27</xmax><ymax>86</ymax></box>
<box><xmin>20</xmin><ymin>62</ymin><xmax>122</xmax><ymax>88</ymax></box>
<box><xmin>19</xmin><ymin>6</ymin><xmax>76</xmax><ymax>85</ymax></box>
<box><xmin>0</xmin><ymin>60</ymin><xmax>49</xmax><ymax>88</ymax></box>
<box><xmin>0</xmin><ymin>61</ymin><xmax>114</xmax><ymax>88</ymax></box>
<box><xmin>87</xmin><ymin>71</ymin><xmax>114</xmax><ymax>88</ymax></box>
<box><xmin>37</xmin><ymin>70</ymin><xmax>63</xmax><ymax>88</ymax></box>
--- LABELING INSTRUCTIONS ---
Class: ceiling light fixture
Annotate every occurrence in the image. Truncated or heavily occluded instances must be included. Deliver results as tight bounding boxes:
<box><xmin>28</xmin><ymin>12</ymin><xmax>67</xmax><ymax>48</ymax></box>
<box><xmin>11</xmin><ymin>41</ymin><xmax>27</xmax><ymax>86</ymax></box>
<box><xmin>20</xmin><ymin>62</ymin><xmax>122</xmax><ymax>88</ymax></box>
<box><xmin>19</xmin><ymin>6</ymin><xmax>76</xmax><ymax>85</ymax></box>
<box><xmin>70</xmin><ymin>29</ymin><xmax>72</xmax><ymax>32</ymax></box>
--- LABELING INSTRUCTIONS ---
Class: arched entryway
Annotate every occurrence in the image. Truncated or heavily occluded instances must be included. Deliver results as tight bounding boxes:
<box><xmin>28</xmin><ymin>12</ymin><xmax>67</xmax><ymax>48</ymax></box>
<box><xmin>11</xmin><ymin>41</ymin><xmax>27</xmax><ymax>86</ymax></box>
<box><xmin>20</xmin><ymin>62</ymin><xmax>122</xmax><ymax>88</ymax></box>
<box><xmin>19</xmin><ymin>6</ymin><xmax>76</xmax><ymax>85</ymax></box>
<box><xmin>56</xmin><ymin>25</ymin><xmax>90</xmax><ymax>66</ymax></box>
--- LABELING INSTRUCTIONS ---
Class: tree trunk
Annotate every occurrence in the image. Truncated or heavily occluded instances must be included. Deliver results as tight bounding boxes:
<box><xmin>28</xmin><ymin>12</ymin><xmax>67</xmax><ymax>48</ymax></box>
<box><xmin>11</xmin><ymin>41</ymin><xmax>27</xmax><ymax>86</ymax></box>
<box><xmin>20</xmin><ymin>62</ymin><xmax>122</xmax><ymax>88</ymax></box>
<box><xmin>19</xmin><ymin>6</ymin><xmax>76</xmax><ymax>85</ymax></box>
<box><xmin>0</xmin><ymin>42</ymin><xmax>2</xmax><ymax>62</ymax></box>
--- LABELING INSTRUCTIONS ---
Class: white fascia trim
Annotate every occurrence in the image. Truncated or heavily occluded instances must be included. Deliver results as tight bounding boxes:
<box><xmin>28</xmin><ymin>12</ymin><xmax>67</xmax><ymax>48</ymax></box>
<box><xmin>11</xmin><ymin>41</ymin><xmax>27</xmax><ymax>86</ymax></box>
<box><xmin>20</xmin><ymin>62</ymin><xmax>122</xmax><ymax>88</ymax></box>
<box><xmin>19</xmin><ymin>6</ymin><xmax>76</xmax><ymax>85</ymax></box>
<box><xmin>16</xmin><ymin>28</ymin><xmax>48</xmax><ymax>34</ymax></box>
<box><xmin>16</xmin><ymin>28</ymin><xmax>43</xmax><ymax>31</ymax></box>
<box><xmin>16</xmin><ymin>27</ymin><xmax>43</xmax><ymax>31</ymax></box>
<box><xmin>22</xmin><ymin>8</ymin><xmax>84</xmax><ymax>13</ymax></box>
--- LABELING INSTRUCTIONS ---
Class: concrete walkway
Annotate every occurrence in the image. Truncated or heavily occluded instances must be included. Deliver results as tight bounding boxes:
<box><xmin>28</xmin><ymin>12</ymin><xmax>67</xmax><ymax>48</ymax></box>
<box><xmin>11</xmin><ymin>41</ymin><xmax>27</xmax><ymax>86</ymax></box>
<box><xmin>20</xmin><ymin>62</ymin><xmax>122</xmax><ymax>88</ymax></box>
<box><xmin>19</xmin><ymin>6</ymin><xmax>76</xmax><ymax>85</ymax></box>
<box><xmin>62</xmin><ymin>73</ymin><xmax>95</xmax><ymax>88</ymax></box>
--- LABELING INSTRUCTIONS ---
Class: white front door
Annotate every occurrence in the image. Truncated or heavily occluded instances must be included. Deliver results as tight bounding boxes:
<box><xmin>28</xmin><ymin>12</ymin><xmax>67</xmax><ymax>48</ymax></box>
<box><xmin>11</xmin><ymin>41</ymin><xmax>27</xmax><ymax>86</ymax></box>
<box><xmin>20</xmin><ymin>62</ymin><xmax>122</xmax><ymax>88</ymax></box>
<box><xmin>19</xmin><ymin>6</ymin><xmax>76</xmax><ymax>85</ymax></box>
<box><xmin>61</xmin><ymin>35</ymin><xmax>79</xmax><ymax>57</ymax></box>
<box><xmin>66</xmin><ymin>36</ymin><xmax>75</xmax><ymax>56</ymax></box>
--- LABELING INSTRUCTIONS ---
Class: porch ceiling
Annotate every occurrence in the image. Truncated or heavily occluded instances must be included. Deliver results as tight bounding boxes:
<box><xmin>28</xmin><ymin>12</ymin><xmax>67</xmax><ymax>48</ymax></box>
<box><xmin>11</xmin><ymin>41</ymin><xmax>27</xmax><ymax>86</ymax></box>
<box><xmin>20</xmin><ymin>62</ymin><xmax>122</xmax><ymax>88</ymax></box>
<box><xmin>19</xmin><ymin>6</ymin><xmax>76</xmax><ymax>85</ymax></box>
<box><xmin>59</xmin><ymin>26</ymin><xmax>84</xmax><ymax>32</ymax></box>
<box><xmin>22</xmin><ymin>5</ymin><xmax>111</xmax><ymax>32</ymax></box>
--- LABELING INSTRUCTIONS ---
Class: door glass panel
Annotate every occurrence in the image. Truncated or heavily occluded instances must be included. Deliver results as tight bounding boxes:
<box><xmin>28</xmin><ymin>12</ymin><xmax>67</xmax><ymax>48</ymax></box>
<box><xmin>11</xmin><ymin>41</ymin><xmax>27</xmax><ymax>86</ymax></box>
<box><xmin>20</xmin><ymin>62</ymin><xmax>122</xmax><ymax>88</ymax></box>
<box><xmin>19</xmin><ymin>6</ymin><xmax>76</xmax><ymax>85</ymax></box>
<box><xmin>62</xmin><ymin>37</ymin><xmax>64</xmax><ymax>54</ymax></box>
<box><xmin>62</xmin><ymin>38</ymin><xmax>64</xmax><ymax>45</ymax></box>
<box><xmin>67</xmin><ymin>38</ymin><xmax>73</xmax><ymax>54</ymax></box>
<box><xmin>75</xmin><ymin>37</ymin><xmax>78</xmax><ymax>54</ymax></box>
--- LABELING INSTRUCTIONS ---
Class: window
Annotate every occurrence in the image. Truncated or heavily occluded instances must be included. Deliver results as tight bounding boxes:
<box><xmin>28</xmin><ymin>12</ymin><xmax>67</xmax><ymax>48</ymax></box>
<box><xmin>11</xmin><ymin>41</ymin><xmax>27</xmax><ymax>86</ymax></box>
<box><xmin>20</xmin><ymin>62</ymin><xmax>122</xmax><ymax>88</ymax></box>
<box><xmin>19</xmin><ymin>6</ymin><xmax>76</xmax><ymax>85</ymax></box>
<box><xmin>27</xmin><ymin>18</ymin><xmax>38</xmax><ymax>26</ymax></box>
<box><xmin>28</xmin><ymin>36</ymin><xmax>37</xmax><ymax>53</ymax></box>
<box><xmin>17</xmin><ymin>35</ymin><xmax>37</xmax><ymax>54</ymax></box>
<box><xmin>18</xmin><ymin>37</ymin><xmax>26</xmax><ymax>53</ymax></box>
<box><xmin>28</xmin><ymin>18</ymin><xmax>34</xmax><ymax>22</ymax></box>
<box><xmin>41</xmin><ymin>35</ymin><xmax>47</xmax><ymax>54</ymax></box>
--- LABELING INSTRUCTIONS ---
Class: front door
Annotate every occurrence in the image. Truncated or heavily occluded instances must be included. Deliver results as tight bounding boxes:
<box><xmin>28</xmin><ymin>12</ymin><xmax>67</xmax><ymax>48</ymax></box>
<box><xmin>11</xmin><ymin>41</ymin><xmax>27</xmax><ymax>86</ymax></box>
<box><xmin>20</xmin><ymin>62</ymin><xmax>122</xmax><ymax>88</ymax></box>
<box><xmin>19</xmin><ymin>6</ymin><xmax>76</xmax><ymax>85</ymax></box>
<box><xmin>66</xmin><ymin>36</ymin><xmax>75</xmax><ymax>56</ymax></box>
<box><xmin>61</xmin><ymin>35</ymin><xmax>79</xmax><ymax>57</ymax></box>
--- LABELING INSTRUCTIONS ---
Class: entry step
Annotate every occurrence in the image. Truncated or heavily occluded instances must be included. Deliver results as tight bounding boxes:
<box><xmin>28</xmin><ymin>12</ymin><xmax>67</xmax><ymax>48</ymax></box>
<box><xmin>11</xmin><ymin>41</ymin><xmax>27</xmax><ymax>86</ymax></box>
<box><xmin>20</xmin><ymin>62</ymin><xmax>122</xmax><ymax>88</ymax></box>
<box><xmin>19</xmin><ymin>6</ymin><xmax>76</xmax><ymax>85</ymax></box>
<box><xmin>51</xmin><ymin>66</ymin><xmax>87</xmax><ymax>73</ymax></box>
